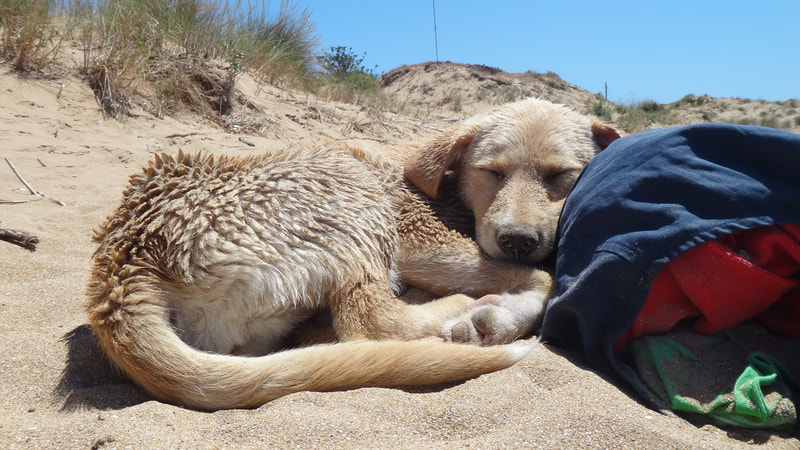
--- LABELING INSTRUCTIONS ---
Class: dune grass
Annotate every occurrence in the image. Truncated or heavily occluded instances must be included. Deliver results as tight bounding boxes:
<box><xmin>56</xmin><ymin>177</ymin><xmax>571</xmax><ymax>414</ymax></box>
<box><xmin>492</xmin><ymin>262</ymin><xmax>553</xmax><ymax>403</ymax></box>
<box><xmin>614</xmin><ymin>100</ymin><xmax>673</xmax><ymax>131</ymax></box>
<box><xmin>588</xmin><ymin>98</ymin><xmax>676</xmax><ymax>132</ymax></box>
<box><xmin>1</xmin><ymin>0</ymin><xmax>70</xmax><ymax>71</ymax></box>
<box><xmin>1</xmin><ymin>0</ymin><xmax>329</xmax><ymax>119</ymax></box>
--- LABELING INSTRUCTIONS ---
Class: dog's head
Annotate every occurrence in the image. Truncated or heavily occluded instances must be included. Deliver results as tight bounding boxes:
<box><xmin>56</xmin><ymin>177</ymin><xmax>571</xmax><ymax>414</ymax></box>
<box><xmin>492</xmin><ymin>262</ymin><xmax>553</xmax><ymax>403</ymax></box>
<box><xmin>405</xmin><ymin>98</ymin><xmax>620</xmax><ymax>264</ymax></box>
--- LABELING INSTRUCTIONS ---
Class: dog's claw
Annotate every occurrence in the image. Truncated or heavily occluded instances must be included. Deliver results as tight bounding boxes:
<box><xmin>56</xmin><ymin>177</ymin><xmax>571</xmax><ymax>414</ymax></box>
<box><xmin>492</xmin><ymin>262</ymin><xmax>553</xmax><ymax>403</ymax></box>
<box><xmin>450</xmin><ymin>321</ymin><xmax>472</xmax><ymax>343</ymax></box>
<box><xmin>471</xmin><ymin>308</ymin><xmax>497</xmax><ymax>344</ymax></box>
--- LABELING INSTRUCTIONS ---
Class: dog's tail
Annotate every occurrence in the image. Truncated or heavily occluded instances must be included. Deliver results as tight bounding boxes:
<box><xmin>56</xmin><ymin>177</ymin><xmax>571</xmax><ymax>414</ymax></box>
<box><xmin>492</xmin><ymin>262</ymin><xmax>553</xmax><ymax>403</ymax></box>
<box><xmin>89</xmin><ymin>289</ymin><xmax>533</xmax><ymax>411</ymax></box>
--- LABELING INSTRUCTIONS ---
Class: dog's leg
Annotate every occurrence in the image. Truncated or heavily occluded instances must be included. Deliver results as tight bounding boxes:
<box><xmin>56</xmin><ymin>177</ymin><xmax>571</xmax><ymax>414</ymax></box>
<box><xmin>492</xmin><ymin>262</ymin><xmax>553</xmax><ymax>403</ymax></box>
<box><xmin>329</xmin><ymin>278</ymin><xmax>477</xmax><ymax>342</ymax></box>
<box><xmin>397</xmin><ymin>237</ymin><xmax>552</xmax><ymax>298</ymax></box>
<box><xmin>397</xmin><ymin>237</ymin><xmax>552</xmax><ymax>345</ymax></box>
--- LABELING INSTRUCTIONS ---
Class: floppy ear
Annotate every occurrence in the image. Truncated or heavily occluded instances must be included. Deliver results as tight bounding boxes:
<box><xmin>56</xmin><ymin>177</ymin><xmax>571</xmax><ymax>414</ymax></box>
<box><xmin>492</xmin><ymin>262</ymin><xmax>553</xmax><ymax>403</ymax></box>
<box><xmin>404</xmin><ymin>123</ymin><xmax>479</xmax><ymax>199</ymax></box>
<box><xmin>590</xmin><ymin>120</ymin><xmax>622</xmax><ymax>150</ymax></box>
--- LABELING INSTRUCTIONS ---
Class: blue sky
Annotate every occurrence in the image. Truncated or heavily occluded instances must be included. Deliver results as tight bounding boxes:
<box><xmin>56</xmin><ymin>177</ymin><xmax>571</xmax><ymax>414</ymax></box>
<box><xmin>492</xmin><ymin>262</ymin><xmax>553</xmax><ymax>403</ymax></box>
<box><xmin>291</xmin><ymin>0</ymin><xmax>799</xmax><ymax>104</ymax></box>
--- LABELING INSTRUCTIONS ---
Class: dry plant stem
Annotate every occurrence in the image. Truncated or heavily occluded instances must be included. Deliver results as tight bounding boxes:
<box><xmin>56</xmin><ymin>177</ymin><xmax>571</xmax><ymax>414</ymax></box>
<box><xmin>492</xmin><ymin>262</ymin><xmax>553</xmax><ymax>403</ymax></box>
<box><xmin>5</xmin><ymin>158</ymin><xmax>39</xmax><ymax>196</ymax></box>
<box><xmin>0</xmin><ymin>228</ymin><xmax>38</xmax><ymax>251</ymax></box>
<box><xmin>4</xmin><ymin>158</ymin><xmax>66</xmax><ymax>206</ymax></box>
<box><xmin>0</xmin><ymin>198</ymin><xmax>43</xmax><ymax>205</ymax></box>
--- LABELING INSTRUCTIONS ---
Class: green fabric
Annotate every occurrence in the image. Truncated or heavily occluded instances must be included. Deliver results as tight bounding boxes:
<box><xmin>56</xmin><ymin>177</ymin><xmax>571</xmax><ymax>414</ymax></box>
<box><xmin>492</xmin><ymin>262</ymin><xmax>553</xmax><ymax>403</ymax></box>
<box><xmin>631</xmin><ymin>323</ymin><xmax>798</xmax><ymax>430</ymax></box>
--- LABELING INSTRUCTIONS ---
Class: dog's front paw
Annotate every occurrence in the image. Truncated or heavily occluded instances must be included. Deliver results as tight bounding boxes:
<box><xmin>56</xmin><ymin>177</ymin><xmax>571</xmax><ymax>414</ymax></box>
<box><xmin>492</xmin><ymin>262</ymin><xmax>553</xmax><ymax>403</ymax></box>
<box><xmin>443</xmin><ymin>303</ymin><xmax>517</xmax><ymax>345</ymax></box>
<box><xmin>442</xmin><ymin>290</ymin><xmax>548</xmax><ymax>345</ymax></box>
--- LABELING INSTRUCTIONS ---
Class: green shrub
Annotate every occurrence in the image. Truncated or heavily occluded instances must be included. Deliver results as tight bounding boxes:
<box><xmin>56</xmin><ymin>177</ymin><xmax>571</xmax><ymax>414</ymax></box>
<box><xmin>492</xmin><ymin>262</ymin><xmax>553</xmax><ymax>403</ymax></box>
<box><xmin>588</xmin><ymin>100</ymin><xmax>613</xmax><ymax>121</ymax></box>
<box><xmin>678</xmin><ymin>94</ymin><xmax>697</xmax><ymax>105</ymax></box>
<box><xmin>317</xmin><ymin>46</ymin><xmax>382</xmax><ymax>104</ymax></box>
<box><xmin>615</xmin><ymin>100</ymin><xmax>671</xmax><ymax>132</ymax></box>
<box><xmin>638</xmin><ymin>99</ymin><xmax>661</xmax><ymax>113</ymax></box>
<box><xmin>319</xmin><ymin>45</ymin><xmax>373</xmax><ymax>78</ymax></box>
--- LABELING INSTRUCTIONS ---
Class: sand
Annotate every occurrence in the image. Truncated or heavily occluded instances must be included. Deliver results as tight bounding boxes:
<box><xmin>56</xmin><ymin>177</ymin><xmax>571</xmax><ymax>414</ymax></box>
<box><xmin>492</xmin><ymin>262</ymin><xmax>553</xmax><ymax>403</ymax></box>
<box><xmin>0</xmin><ymin>66</ymin><xmax>797</xmax><ymax>448</ymax></box>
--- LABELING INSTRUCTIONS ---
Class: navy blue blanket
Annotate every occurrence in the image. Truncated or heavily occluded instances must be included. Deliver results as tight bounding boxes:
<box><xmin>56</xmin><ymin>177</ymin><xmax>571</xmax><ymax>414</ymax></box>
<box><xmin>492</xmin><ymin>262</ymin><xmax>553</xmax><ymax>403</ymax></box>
<box><xmin>540</xmin><ymin>124</ymin><xmax>800</xmax><ymax>398</ymax></box>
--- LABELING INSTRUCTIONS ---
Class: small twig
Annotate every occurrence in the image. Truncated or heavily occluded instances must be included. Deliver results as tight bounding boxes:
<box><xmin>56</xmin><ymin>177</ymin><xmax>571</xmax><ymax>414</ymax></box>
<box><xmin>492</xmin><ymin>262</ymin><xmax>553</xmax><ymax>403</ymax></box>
<box><xmin>0</xmin><ymin>228</ymin><xmax>39</xmax><ymax>251</ymax></box>
<box><xmin>377</xmin><ymin>117</ymin><xmax>402</xmax><ymax>134</ymax></box>
<box><xmin>0</xmin><ymin>198</ymin><xmax>43</xmax><ymax>205</ymax></box>
<box><xmin>335</xmin><ymin>136</ymin><xmax>386</xmax><ymax>144</ymax></box>
<box><xmin>3</xmin><ymin>158</ymin><xmax>66</xmax><ymax>206</ymax></box>
<box><xmin>165</xmin><ymin>132</ymin><xmax>199</xmax><ymax>139</ymax></box>
<box><xmin>238</xmin><ymin>137</ymin><xmax>255</xmax><ymax>147</ymax></box>
<box><xmin>5</xmin><ymin>158</ymin><xmax>39</xmax><ymax>196</ymax></box>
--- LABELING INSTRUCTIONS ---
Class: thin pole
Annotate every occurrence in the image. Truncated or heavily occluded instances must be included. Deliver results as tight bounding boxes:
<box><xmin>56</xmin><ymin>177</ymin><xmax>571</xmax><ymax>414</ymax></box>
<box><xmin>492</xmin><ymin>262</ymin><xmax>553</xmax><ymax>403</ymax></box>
<box><xmin>432</xmin><ymin>0</ymin><xmax>439</xmax><ymax>62</ymax></box>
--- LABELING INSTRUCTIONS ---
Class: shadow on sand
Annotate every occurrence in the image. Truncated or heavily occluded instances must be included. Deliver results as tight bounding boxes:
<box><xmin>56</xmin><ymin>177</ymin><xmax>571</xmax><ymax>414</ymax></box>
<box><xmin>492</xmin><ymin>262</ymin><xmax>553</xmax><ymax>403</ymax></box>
<box><xmin>54</xmin><ymin>324</ymin><xmax>150</xmax><ymax>411</ymax></box>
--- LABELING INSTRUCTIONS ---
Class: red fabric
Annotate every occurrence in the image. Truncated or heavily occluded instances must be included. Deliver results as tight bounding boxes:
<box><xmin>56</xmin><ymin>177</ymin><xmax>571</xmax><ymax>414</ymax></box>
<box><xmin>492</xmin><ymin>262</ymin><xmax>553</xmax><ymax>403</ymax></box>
<box><xmin>615</xmin><ymin>224</ymin><xmax>800</xmax><ymax>354</ymax></box>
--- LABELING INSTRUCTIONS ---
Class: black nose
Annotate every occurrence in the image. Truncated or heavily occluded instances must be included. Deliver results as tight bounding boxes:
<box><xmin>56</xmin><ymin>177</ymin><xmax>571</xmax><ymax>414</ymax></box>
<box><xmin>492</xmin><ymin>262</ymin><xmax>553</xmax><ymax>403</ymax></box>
<box><xmin>497</xmin><ymin>230</ymin><xmax>539</xmax><ymax>261</ymax></box>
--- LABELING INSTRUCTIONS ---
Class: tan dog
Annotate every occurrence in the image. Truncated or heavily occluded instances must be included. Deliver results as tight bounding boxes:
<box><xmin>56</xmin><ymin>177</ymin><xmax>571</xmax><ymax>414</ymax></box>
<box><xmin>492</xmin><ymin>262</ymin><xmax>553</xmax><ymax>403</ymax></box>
<box><xmin>86</xmin><ymin>98</ymin><xmax>618</xmax><ymax>410</ymax></box>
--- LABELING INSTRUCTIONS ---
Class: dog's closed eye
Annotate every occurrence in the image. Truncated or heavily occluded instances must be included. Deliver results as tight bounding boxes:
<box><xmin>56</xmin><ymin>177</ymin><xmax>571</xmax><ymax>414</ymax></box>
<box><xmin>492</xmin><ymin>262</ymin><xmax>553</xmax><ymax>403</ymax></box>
<box><xmin>479</xmin><ymin>167</ymin><xmax>505</xmax><ymax>181</ymax></box>
<box><xmin>543</xmin><ymin>168</ymin><xmax>581</xmax><ymax>198</ymax></box>
<box><xmin>543</xmin><ymin>169</ymin><xmax>576</xmax><ymax>183</ymax></box>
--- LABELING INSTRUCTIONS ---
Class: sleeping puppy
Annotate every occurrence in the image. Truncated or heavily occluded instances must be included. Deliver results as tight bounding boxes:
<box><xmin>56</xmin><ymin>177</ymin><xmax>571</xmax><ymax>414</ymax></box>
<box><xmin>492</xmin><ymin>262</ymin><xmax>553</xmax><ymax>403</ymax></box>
<box><xmin>86</xmin><ymin>98</ymin><xmax>618</xmax><ymax>410</ymax></box>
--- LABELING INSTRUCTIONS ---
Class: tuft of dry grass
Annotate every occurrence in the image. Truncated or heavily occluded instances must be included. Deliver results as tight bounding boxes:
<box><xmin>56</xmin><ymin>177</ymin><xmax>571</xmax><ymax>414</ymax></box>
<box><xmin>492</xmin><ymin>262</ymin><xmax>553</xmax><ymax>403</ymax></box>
<box><xmin>147</xmin><ymin>55</ymin><xmax>237</xmax><ymax>120</ymax></box>
<box><xmin>0</xmin><ymin>0</ymin><xmax>69</xmax><ymax>72</ymax></box>
<box><xmin>2</xmin><ymin>0</ymin><xmax>321</xmax><ymax>120</ymax></box>
<box><xmin>77</xmin><ymin>0</ymin><xmax>320</xmax><ymax>118</ymax></box>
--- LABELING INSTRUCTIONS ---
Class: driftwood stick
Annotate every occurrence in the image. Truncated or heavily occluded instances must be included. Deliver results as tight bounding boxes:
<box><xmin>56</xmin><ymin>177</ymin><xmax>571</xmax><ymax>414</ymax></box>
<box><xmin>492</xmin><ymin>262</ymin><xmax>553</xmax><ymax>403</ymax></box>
<box><xmin>3</xmin><ymin>158</ymin><xmax>66</xmax><ymax>206</ymax></box>
<box><xmin>0</xmin><ymin>228</ymin><xmax>38</xmax><ymax>251</ymax></box>
<box><xmin>0</xmin><ymin>198</ymin><xmax>43</xmax><ymax>205</ymax></box>
<box><xmin>4</xmin><ymin>158</ymin><xmax>39</xmax><ymax>196</ymax></box>
<box><xmin>238</xmin><ymin>136</ymin><xmax>256</xmax><ymax>147</ymax></box>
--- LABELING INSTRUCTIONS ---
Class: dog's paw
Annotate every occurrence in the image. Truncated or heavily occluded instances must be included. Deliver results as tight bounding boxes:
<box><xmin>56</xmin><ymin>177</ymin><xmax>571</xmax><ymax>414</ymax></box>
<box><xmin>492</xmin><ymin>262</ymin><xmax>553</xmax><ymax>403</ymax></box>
<box><xmin>443</xmin><ymin>303</ymin><xmax>517</xmax><ymax>345</ymax></box>
<box><xmin>442</xmin><ymin>290</ymin><xmax>548</xmax><ymax>345</ymax></box>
